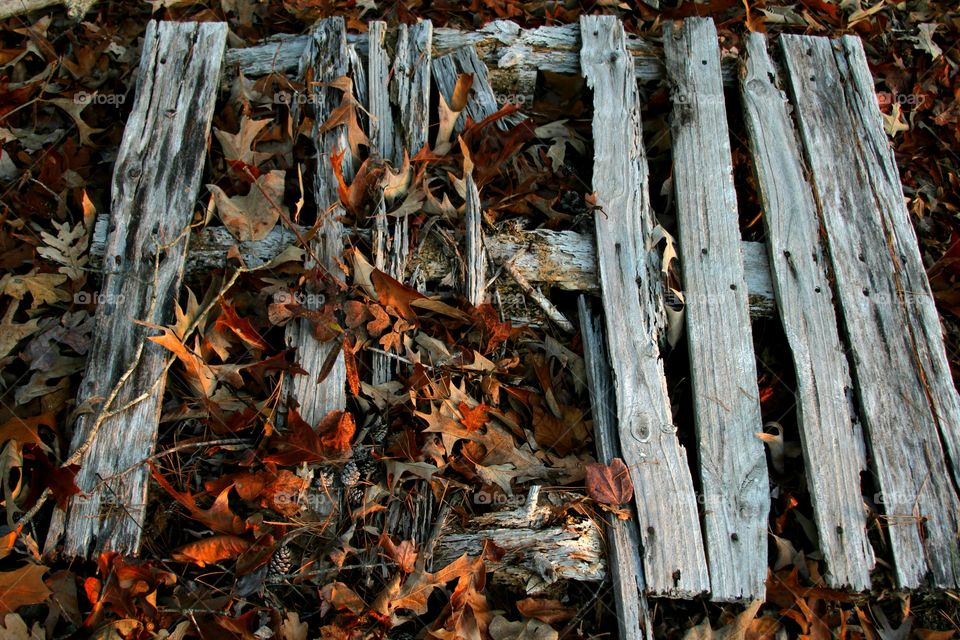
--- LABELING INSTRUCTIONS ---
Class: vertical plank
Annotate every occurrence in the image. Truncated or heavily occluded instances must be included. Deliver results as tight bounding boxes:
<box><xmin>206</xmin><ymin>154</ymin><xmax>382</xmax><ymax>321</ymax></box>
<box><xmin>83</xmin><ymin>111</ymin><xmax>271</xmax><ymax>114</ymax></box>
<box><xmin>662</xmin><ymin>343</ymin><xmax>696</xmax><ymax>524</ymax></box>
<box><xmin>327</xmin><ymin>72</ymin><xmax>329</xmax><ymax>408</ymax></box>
<box><xmin>740</xmin><ymin>33</ymin><xmax>874</xmax><ymax>590</ymax></box>
<box><xmin>663</xmin><ymin>17</ymin><xmax>769</xmax><ymax>601</ymax></box>
<box><xmin>464</xmin><ymin>173</ymin><xmax>486</xmax><ymax>306</ymax></box>
<box><xmin>285</xmin><ymin>17</ymin><xmax>350</xmax><ymax>426</ymax></box>
<box><xmin>368</xmin><ymin>21</ymin><xmax>398</xmax><ymax>167</ymax></box>
<box><xmin>781</xmin><ymin>34</ymin><xmax>960</xmax><ymax>588</ymax></box>
<box><xmin>392</xmin><ymin>21</ymin><xmax>432</xmax><ymax>160</ymax></box>
<box><xmin>45</xmin><ymin>21</ymin><xmax>227</xmax><ymax>557</ymax></box>
<box><xmin>578</xmin><ymin>296</ymin><xmax>654</xmax><ymax>639</ymax></box>
<box><xmin>580</xmin><ymin>15</ymin><xmax>710</xmax><ymax>598</ymax></box>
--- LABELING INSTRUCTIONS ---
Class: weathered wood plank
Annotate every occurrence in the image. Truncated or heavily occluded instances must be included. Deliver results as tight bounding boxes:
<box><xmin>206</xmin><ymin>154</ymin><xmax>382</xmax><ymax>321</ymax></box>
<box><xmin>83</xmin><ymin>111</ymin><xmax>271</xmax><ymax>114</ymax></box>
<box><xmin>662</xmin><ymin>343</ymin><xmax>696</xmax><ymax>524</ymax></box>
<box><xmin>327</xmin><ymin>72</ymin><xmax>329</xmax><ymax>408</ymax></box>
<box><xmin>581</xmin><ymin>15</ymin><xmax>709</xmax><ymax>598</ymax></box>
<box><xmin>664</xmin><ymin>17</ymin><xmax>769</xmax><ymax>601</ymax></box>
<box><xmin>368</xmin><ymin>21</ymin><xmax>398</xmax><ymax>167</ymax></box>
<box><xmin>284</xmin><ymin>18</ymin><xmax>350</xmax><ymax>427</ymax></box>
<box><xmin>740</xmin><ymin>33</ymin><xmax>874</xmax><ymax>590</ymax></box>
<box><xmin>45</xmin><ymin>21</ymin><xmax>227</xmax><ymax>558</ymax></box>
<box><xmin>222</xmin><ymin>23</ymin><xmax>740</xmax><ymax>88</ymax></box>
<box><xmin>464</xmin><ymin>174</ymin><xmax>486</xmax><ymax>306</ymax></box>
<box><xmin>90</xmin><ymin>217</ymin><xmax>778</xmax><ymax>318</ymax></box>
<box><xmin>781</xmin><ymin>34</ymin><xmax>960</xmax><ymax>589</ymax></box>
<box><xmin>578</xmin><ymin>296</ymin><xmax>654</xmax><ymax>638</ymax></box>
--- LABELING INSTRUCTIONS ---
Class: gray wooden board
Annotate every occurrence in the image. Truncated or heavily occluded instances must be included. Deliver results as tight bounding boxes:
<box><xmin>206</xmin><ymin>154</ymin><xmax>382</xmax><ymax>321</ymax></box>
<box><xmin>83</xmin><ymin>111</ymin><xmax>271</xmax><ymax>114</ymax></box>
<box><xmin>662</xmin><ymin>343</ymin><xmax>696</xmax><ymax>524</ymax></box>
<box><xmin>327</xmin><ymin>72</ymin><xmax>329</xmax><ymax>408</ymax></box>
<box><xmin>740</xmin><ymin>33</ymin><xmax>874</xmax><ymax>590</ymax></box>
<box><xmin>392</xmin><ymin>21</ymin><xmax>432</xmax><ymax>160</ymax></box>
<box><xmin>581</xmin><ymin>15</ymin><xmax>710</xmax><ymax>598</ymax></box>
<box><xmin>284</xmin><ymin>18</ymin><xmax>350</xmax><ymax>427</ymax></box>
<box><xmin>664</xmin><ymin>17</ymin><xmax>769</xmax><ymax>601</ymax></box>
<box><xmin>781</xmin><ymin>34</ymin><xmax>960</xmax><ymax>588</ymax></box>
<box><xmin>464</xmin><ymin>173</ymin><xmax>486</xmax><ymax>305</ymax></box>
<box><xmin>45</xmin><ymin>21</ymin><xmax>227</xmax><ymax>557</ymax></box>
<box><xmin>578</xmin><ymin>296</ymin><xmax>654</xmax><ymax>638</ymax></box>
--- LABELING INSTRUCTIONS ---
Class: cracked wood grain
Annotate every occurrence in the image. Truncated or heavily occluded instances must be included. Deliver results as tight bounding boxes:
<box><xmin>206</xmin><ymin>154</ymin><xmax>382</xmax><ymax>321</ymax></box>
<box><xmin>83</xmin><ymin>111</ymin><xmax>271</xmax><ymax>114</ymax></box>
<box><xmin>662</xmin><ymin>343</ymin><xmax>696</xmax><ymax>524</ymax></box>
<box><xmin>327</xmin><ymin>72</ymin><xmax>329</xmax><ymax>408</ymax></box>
<box><xmin>45</xmin><ymin>20</ymin><xmax>227</xmax><ymax>558</ymax></box>
<box><xmin>284</xmin><ymin>17</ymin><xmax>350</xmax><ymax>427</ymax></box>
<box><xmin>740</xmin><ymin>33</ymin><xmax>874</xmax><ymax>590</ymax></box>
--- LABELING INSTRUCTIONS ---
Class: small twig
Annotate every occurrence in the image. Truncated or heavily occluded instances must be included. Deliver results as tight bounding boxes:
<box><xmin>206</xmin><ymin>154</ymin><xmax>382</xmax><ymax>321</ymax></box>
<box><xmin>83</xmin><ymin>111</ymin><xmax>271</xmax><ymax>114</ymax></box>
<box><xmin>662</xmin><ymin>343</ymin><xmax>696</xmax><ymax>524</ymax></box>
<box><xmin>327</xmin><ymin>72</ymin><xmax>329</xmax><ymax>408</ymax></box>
<box><xmin>502</xmin><ymin>250</ymin><xmax>575</xmax><ymax>333</ymax></box>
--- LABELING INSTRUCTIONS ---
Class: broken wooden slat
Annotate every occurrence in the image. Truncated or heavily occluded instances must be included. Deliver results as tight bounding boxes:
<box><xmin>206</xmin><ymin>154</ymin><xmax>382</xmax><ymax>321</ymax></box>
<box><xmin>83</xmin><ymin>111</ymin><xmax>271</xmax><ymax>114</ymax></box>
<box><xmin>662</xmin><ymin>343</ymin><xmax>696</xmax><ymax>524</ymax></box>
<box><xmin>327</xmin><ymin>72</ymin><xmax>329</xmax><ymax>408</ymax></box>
<box><xmin>740</xmin><ymin>33</ymin><xmax>874</xmax><ymax>590</ymax></box>
<box><xmin>45</xmin><ymin>21</ymin><xmax>227</xmax><ymax>558</ymax></box>
<box><xmin>581</xmin><ymin>15</ymin><xmax>710</xmax><ymax>598</ymax></box>
<box><xmin>781</xmin><ymin>34</ymin><xmax>960</xmax><ymax>589</ymax></box>
<box><xmin>432</xmin><ymin>45</ymin><xmax>502</xmax><ymax>135</ymax></box>
<box><xmin>432</xmin><ymin>487</ymin><xmax>605</xmax><ymax>591</ymax></box>
<box><xmin>90</xmin><ymin>217</ymin><xmax>778</xmax><ymax>318</ymax></box>
<box><xmin>284</xmin><ymin>17</ymin><xmax>350</xmax><ymax>427</ymax></box>
<box><xmin>392</xmin><ymin>21</ymin><xmax>432</xmax><ymax>161</ymax></box>
<box><xmin>578</xmin><ymin>296</ymin><xmax>654</xmax><ymax>638</ymax></box>
<box><xmin>664</xmin><ymin>17</ymin><xmax>769</xmax><ymax>601</ymax></box>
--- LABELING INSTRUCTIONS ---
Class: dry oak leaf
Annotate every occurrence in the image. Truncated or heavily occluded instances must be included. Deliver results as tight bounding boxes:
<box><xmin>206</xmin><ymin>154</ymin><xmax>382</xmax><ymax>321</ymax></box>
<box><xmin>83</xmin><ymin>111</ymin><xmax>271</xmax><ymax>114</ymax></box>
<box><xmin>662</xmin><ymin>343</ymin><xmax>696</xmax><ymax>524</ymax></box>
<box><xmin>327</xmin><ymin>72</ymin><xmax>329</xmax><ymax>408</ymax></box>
<box><xmin>317</xmin><ymin>76</ymin><xmax>370</xmax><ymax>160</ymax></box>
<box><xmin>585</xmin><ymin>458</ymin><xmax>634</xmax><ymax>506</ymax></box>
<box><xmin>208</xmin><ymin>170</ymin><xmax>288</xmax><ymax>242</ymax></box>
<box><xmin>682</xmin><ymin>600</ymin><xmax>763</xmax><ymax>640</ymax></box>
<box><xmin>379</xmin><ymin>533</ymin><xmax>418</xmax><ymax>574</ymax></box>
<box><xmin>149</xmin><ymin>463</ymin><xmax>247</xmax><ymax>535</ymax></box>
<box><xmin>516</xmin><ymin>598</ymin><xmax>576</xmax><ymax>625</ymax></box>
<box><xmin>0</xmin><ymin>564</ymin><xmax>52</xmax><ymax>616</ymax></box>
<box><xmin>489</xmin><ymin>615</ymin><xmax>558</xmax><ymax>640</ymax></box>
<box><xmin>213</xmin><ymin>116</ymin><xmax>273</xmax><ymax>168</ymax></box>
<box><xmin>0</xmin><ymin>614</ymin><xmax>45</xmax><ymax>640</ymax></box>
<box><xmin>172</xmin><ymin>535</ymin><xmax>251</xmax><ymax>567</ymax></box>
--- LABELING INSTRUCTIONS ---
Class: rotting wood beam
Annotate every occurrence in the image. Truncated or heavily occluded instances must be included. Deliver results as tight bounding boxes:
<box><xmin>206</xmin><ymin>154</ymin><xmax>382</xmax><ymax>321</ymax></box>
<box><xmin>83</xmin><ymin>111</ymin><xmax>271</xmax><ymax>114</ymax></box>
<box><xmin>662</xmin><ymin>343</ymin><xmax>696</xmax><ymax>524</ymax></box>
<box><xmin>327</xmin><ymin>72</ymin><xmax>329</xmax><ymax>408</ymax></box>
<box><xmin>740</xmin><ymin>32</ymin><xmax>874</xmax><ymax>591</ymax></box>
<box><xmin>283</xmin><ymin>17</ymin><xmax>350</xmax><ymax>427</ymax></box>
<box><xmin>782</xmin><ymin>33</ymin><xmax>960</xmax><ymax>589</ymax></box>
<box><xmin>90</xmin><ymin>219</ymin><xmax>778</xmax><ymax>319</ymax></box>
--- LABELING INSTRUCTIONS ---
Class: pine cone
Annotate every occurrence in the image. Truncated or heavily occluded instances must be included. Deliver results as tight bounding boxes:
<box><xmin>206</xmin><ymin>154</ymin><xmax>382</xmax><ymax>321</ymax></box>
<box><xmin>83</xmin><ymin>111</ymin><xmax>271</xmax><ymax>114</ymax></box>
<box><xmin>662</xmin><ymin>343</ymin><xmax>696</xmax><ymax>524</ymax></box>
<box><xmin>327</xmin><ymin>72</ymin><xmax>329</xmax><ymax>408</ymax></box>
<box><xmin>348</xmin><ymin>485</ymin><xmax>364</xmax><ymax>507</ymax></box>
<box><xmin>313</xmin><ymin>466</ymin><xmax>337</xmax><ymax>490</ymax></box>
<box><xmin>356</xmin><ymin>455</ymin><xmax>378</xmax><ymax>479</ymax></box>
<box><xmin>268</xmin><ymin>544</ymin><xmax>294</xmax><ymax>577</ymax></box>
<box><xmin>340</xmin><ymin>460</ymin><xmax>361</xmax><ymax>487</ymax></box>
<box><xmin>370</xmin><ymin>418</ymin><xmax>388</xmax><ymax>445</ymax></box>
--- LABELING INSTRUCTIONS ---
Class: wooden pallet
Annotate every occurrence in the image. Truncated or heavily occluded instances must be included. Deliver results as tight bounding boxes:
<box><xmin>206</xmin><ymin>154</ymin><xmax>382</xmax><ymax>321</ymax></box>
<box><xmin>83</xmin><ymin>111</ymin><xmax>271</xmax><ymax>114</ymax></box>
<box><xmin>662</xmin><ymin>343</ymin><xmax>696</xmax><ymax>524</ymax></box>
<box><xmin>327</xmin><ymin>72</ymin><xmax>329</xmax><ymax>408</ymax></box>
<box><xmin>50</xmin><ymin>13</ymin><xmax>960</xmax><ymax>631</ymax></box>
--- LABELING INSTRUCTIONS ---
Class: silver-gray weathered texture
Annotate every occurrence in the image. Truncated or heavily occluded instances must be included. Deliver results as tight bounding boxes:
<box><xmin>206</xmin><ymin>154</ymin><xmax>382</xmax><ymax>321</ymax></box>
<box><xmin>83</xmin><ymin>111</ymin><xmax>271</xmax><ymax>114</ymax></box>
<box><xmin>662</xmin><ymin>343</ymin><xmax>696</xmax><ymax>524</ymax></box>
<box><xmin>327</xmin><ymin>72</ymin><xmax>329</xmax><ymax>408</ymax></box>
<box><xmin>740</xmin><ymin>32</ymin><xmax>874</xmax><ymax>590</ymax></box>
<box><xmin>581</xmin><ymin>15</ymin><xmax>710</xmax><ymax>598</ymax></box>
<box><xmin>782</xmin><ymin>34</ymin><xmax>960</xmax><ymax>589</ymax></box>
<box><xmin>46</xmin><ymin>21</ymin><xmax>227</xmax><ymax>558</ymax></box>
<box><xmin>664</xmin><ymin>17</ymin><xmax>769</xmax><ymax>601</ymax></box>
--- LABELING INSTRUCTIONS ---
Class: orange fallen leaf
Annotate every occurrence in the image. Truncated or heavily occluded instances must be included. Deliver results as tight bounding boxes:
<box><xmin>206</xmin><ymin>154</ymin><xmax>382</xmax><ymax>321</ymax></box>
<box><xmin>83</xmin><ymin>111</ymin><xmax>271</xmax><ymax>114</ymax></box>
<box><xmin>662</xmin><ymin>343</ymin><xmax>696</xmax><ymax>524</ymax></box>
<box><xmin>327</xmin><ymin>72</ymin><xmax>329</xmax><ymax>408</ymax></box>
<box><xmin>0</xmin><ymin>564</ymin><xmax>51</xmax><ymax>615</ymax></box>
<box><xmin>516</xmin><ymin>598</ymin><xmax>575</xmax><ymax>625</ymax></box>
<box><xmin>172</xmin><ymin>535</ymin><xmax>251</xmax><ymax>567</ymax></box>
<box><xmin>585</xmin><ymin>458</ymin><xmax>634</xmax><ymax>506</ymax></box>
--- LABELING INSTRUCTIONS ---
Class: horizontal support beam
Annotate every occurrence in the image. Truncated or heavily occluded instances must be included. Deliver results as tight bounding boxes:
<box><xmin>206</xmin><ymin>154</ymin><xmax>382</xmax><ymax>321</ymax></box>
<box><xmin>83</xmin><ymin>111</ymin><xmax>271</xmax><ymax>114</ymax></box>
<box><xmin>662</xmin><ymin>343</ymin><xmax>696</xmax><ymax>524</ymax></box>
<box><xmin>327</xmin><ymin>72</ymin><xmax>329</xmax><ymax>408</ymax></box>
<box><xmin>91</xmin><ymin>216</ymin><xmax>774</xmax><ymax>318</ymax></box>
<box><xmin>223</xmin><ymin>21</ymin><xmax>738</xmax><ymax>89</ymax></box>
